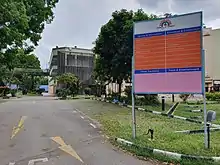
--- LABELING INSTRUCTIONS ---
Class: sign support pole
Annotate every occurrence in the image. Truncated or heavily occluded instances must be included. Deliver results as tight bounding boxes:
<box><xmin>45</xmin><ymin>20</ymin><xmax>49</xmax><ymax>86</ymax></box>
<box><xmin>132</xmin><ymin>92</ymin><xmax>136</xmax><ymax>138</ymax></box>
<box><xmin>202</xmin><ymin>49</ymin><xmax>208</xmax><ymax>149</ymax></box>
<box><xmin>203</xmin><ymin>92</ymin><xmax>208</xmax><ymax>148</ymax></box>
<box><xmin>132</xmin><ymin>54</ymin><xmax>136</xmax><ymax>138</ymax></box>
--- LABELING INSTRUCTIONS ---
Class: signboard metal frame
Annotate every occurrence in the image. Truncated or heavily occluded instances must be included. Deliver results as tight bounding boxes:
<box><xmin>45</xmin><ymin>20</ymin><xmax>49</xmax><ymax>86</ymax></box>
<box><xmin>131</xmin><ymin>11</ymin><xmax>208</xmax><ymax>148</ymax></box>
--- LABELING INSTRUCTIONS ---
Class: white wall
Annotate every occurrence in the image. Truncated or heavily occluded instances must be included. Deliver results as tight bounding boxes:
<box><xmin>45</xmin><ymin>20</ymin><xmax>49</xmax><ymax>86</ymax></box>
<box><xmin>204</xmin><ymin>28</ymin><xmax>220</xmax><ymax>80</ymax></box>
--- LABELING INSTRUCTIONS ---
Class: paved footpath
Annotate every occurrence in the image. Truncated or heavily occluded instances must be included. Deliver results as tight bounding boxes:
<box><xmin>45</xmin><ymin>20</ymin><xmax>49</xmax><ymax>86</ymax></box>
<box><xmin>0</xmin><ymin>97</ymin><xmax>154</xmax><ymax>165</ymax></box>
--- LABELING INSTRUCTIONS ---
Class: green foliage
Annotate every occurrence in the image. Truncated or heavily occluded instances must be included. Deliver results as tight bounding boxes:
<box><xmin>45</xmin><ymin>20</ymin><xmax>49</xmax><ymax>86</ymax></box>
<box><xmin>84</xmin><ymin>87</ymin><xmax>91</xmax><ymax>95</ymax></box>
<box><xmin>27</xmin><ymin>91</ymin><xmax>39</xmax><ymax>96</ymax></box>
<box><xmin>10</xmin><ymin>89</ymin><xmax>17</xmax><ymax>97</ymax></box>
<box><xmin>13</xmin><ymin>50</ymin><xmax>41</xmax><ymax>69</ymax></box>
<box><xmin>179</xmin><ymin>94</ymin><xmax>190</xmax><ymax>102</ymax></box>
<box><xmin>0</xmin><ymin>87</ymin><xmax>10</xmax><ymax>97</ymax></box>
<box><xmin>3</xmin><ymin>49</ymin><xmax>43</xmax><ymax>91</ymax></box>
<box><xmin>143</xmin><ymin>94</ymin><xmax>159</xmax><ymax>104</ymax></box>
<box><xmin>123</xmin><ymin>86</ymin><xmax>159</xmax><ymax>105</ymax></box>
<box><xmin>0</xmin><ymin>0</ymin><xmax>58</xmax><ymax>51</ymax></box>
<box><xmin>36</xmin><ymin>88</ymin><xmax>45</xmax><ymax>95</ymax></box>
<box><xmin>206</xmin><ymin>92</ymin><xmax>220</xmax><ymax>101</ymax></box>
<box><xmin>38</xmin><ymin>77</ymin><xmax>48</xmax><ymax>85</ymax></box>
<box><xmin>57</xmin><ymin>73</ymin><xmax>80</xmax><ymax>97</ymax></box>
<box><xmin>56</xmin><ymin>88</ymin><xmax>71</xmax><ymax>99</ymax></box>
<box><xmin>124</xmin><ymin>86</ymin><xmax>132</xmax><ymax>99</ymax></box>
<box><xmin>0</xmin><ymin>0</ymin><xmax>58</xmax><ymax>80</ymax></box>
<box><xmin>93</xmin><ymin>9</ymin><xmax>158</xmax><ymax>96</ymax></box>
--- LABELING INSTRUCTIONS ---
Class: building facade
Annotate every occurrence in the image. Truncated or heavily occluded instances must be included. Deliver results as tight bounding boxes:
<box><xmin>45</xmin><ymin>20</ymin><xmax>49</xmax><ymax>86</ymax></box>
<box><xmin>204</xmin><ymin>28</ymin><xmax>220</xmax><ymax>91</ymax></box>
<box><xmin>48</xmin><ymin>46</ymin><xmax>94</xmax><ymax>94</ymax></box>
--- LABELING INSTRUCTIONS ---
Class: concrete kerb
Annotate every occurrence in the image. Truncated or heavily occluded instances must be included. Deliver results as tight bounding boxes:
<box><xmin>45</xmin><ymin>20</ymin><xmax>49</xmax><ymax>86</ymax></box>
<box><xmin>90</xmin><ymin>97</ymin><xmax>220</xmax><ymax>128</ymax></box>
<box><xmin>115</xmin><ymin>137</ymin><xmax>220</xmax><ymax>162</ymax></box>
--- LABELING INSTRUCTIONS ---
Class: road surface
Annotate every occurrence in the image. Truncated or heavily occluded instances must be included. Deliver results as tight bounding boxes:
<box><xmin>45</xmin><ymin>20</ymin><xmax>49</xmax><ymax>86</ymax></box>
<box><xmin>0</xmin><ymin>97</ymin><xmax>154</xmax><ymax>165</ymax></box>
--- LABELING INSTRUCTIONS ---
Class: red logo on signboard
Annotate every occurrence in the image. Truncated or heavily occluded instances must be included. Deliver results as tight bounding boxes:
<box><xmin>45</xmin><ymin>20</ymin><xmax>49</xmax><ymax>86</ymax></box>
<box><xmin>157</xmin><ymin>19</ymin><xmax>175</xmax><ymax>29</ymax></box>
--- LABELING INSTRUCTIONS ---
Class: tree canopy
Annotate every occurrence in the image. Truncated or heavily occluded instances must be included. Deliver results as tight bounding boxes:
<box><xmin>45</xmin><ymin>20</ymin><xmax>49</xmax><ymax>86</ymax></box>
<box><xmin>8</xmin><ymin>51</ymin><xmax>42</xmax><ymax>90</ymax></box>
<box><xmin>0</xmin><ymin>0</ymin><xmax>58</xmax><ymax>90</ymax></box>
<box><xmin>0</xmin><ymin>0</ymin><xmax>59</xmax><ymax>77</ymax></box>
<box><xmin>0</xmin><ymin>0</ymin><xmax>58</xmax><ymax>51</ymax></box>
<box><xmin>93</xmin><ymin>9</ymin><xmax>157</xmax><ymax>95</ymax></box>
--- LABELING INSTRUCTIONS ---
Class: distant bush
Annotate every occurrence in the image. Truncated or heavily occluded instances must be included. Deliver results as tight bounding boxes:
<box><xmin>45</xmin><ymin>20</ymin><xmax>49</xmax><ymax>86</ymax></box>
<box><xmin>36</xmin><ymin>88</ymin><xmax>45</xmax><ymax>95</ymax></box>
<box><xmin>136</xmin><ymin>94</ymin><xmax>159</xmax><ymax>105</ymax></box>
<box><xmin>124</xmin><ymin>86</ymin><xmax>132</xmax><ymax>99</ymax></box>
<box><xmin>0</xmin><ymin>87</ymin><xmax>10</xmax><ymax>97</ymax></box>
<box><xmin>10</xmin><ymin>89</ymin><xmax>17</xmax><ymax>97</ymax></box>
<box><xmin>84</xmin><ymin>87</ymin><xmax>91</xmax><ymax>95</ymax></box>
<box><xmin>57</xmin><ymin>88</ymin><xmax>71</xmax><ymax>99</ymax></box>
<box><xmin>206</xmin><ymin>92</ymin><xmax>220</xmax><ymax>101</ymax></box>
<box><xmin>56</xmin><ymin>73</ymin><xmax>80</xmax><ymax>97</ymax></box>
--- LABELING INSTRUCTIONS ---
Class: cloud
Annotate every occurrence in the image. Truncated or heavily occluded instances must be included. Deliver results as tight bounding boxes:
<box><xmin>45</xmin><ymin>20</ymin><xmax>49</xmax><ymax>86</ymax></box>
<box><xmin>35</xmin><ymin>0</ymin><xmax>220</xmax><ymax>68</ymax></box>
<box><xmin>136</xmin><ymin>0</ymin><xmax>220</xmax><ymax>24</ymax></box>
<box><xmin>35</xmin><ymin>0</ymin><xmax>141</xmax><ymax>68</ymax></box>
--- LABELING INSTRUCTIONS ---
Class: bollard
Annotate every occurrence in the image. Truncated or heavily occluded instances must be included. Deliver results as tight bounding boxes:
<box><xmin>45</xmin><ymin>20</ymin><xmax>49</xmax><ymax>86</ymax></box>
<box><xmin>147</xmin><ymin>129</ymin><xmax>154</xmax><ymax>140</ymax></box>
<box><xmin>162</xmin><ymin>96</ymin><xmax>165</xmax><ymax>111</ymax></box>
<box><xmin>207</xmin><ymin>123</ymin><xmax>210</xmax><ymax>149</ymax></box>
<box><xmin>172</xmin><ymin>94</ymin><xmax>175</xmax><ymax>102</ymax></box>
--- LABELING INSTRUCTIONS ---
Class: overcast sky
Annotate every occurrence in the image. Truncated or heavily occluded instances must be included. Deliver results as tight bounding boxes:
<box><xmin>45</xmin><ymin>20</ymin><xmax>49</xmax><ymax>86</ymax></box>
<box><xmin>35</xmin><ymin>0</ymin><xmax>220</xmax><ymax>68</ymax></box>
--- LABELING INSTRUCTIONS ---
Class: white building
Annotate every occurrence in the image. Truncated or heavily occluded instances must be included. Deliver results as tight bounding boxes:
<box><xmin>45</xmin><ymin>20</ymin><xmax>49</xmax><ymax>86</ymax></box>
<box><xmin>204</xmin><ymin>28</ymin><xmax>220</xmax><ymax>91</ymax></box>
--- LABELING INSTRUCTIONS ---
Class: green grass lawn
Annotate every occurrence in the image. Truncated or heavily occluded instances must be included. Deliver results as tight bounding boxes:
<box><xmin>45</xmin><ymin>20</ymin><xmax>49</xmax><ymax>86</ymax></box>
<box><xmin>69</xmin><ymin>99</ymin><xmax>220</xmax><ymax>158</ymax></box>
<box><xmin>139</xmin><ymin>102</ymin><xmax>173</xmax><ymax>112</ymax></box>
<box><xmin>174</xmin><ymin>103</ymin><xmax>220</xmax><ymax>125</ymax></box>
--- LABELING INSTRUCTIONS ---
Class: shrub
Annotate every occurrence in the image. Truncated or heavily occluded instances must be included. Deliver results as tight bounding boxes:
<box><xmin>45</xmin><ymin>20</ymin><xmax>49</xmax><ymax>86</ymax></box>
<box><xmin>136</xmin><ymin>94</ymin><xmax>159</xmax><ymax>106</ymax></box>
<box><xmin>206</xmin><ymin>92</ymin><xmax>220</xmax><ymax>101</ymax></box>
<box><xmin>56</xmin><ymin>73</ymin><xmax>80</xmax><ymax>97</ymax></box>
<box><xmin>84</xmin><ymin>87</ymin><xmax>91</xmax><ymax>95</ymax></box>
<box><xmin>36</xmin><ymin>88</ymin><xmax>45</xmax><ymax>95</ymax></box>
<box><xmin>206</xmin><ymin>92</ymin><xmax>212</xmax><ymax>101</ymax></box>
<box><xmin>10</xmin><ymin>89</ymin><xmax>17</xmax><ymax>97</ymax></box>
<box><xmin>57</xmin><ymin>88</ymin><xmax>71</xmax><ymax>99</ymax></box>
<box><xmin>124</xmin><ymin>86</ymin><xmax>132</xmax><ymax>99</ymax></box>
<box><xmin>0</xmin><ymin>87</ymin><xmax>10</xmax><ymax>97</ymax></box>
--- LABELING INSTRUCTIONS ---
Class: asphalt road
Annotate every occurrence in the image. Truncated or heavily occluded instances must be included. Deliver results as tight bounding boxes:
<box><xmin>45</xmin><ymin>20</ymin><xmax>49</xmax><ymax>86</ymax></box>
<box><xmin>0</xmin><ymin>96</ymin><xmax>154</xmax><ymax>165</ymax></box>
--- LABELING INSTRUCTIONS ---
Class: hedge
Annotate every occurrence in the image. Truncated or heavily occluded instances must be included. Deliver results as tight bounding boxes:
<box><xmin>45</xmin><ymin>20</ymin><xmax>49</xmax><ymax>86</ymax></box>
<box><xmin>206</xmin><ymin>92</ymin><xmax>220</xmax><ymax>101</ymax></box>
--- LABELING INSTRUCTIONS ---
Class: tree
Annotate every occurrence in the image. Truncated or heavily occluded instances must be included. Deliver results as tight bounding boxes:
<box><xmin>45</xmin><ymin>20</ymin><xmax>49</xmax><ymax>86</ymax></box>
<box><xmin>92</xmin><ymin>55</ymin><xmax>111</xmax><ymax>97</ymax></box>
<box><xmin>38</xmin><ymin>77</ymin><xmax>49</xmax><ymax>85</ymax></box>
<box><xmin>0</xmin><ymin>0</ymin><xmax>58</xmax><ymax>51</ymax></box>
<box><xmin>0</xmin><ymin>0</ymin><xmax>59</xmax><ymax>75</ymax></box>
<box><xmin>6</xmin><ymin>50</ymin><xmax>42</xmax><ymax>91</ymax></box>
<box><xmin>57</xmin><ymin>73</ymin><xmax>80</xmax><ymax>97</ymax></box>
<box><xmin>94</xmin><ymin>9</ymin><xmax>157</xmax><ymax>99</ymax></box>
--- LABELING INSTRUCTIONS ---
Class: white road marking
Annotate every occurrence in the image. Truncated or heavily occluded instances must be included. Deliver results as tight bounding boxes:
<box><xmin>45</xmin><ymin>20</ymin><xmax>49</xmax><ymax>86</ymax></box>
<box><xmin>80</xmin><ymin>116</ymin><xmax>84</xmax><ymax>119</ymax></box>
<box><xmin>28</xmin><ymin>158</ymin><xmax>48</xmax><ymax>165</ymax></box>
<box><xmin>90</xmin><ymin>123</ymin><xmax>97</xmax><ymax>128</ymax></box>
<box><xmin>9</xmin><ymin>163</ymin><xmax>15</xmax><ymax>165</ymax></box>
<box><xmin>72</xmin><ymin>111</ymin><xmax>77</xmax><ymax>113</ymax></box>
